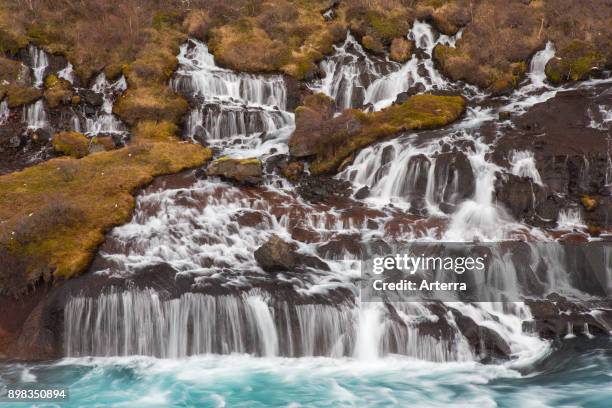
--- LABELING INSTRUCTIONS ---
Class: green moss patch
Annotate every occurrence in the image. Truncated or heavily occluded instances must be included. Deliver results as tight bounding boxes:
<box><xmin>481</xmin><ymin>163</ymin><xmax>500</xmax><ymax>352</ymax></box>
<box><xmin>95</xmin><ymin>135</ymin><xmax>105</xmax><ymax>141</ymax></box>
<box><xmin>0</xmin><ymin>140</ymin><xmax>212</xmax><ymax>294</ymax></box>
<box><xmin>291</xmin><ymin>94</ymin><xmax>465</xmax><ymax>174</ymax></box>
<box><xmin>52</xmin><ymin>131</ymin><xmax>90</xmax><ymax>159</ymax></box>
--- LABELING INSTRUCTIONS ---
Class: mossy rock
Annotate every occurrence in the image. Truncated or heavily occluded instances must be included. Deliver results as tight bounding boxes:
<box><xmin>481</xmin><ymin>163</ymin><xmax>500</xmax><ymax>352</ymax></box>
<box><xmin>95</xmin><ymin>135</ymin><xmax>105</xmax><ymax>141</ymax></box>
<box><xmin>545</xmin><ymin>42</ymin><xmax>605</xmax><ymax>85</ymax></box>
<box><xmin>113</xmin><ymin>86</ymin><xmax>188</xmax><ymax>126</ymax></box>
<box><xmin>390</xmin><ymin>37</ymin><xmax>413</xmax><ymax>63</ymax></box>
<box><xmin>52</xmin><ymin>131</ymin><xmax>90</xmax><ymax>159</ymax></box>
<box><xmin>133</xmin><ymin>120</ymin><xmax>180</xmax><ymax>142</ymax></box>
<box><xmin>44</xmin><ymin>74</ymin><xmax>73</xmax><ymax>108</ymax></box>
<box><xmin>291</xmin><ymin>94</ymin><xmax>466</xmax><ymax>174</ymax></box>
<box><xmin>5</xmin><ymin>85</ymin><xmax>42</xmax><ymax>108</ymax></box>
<box><xmin>207</xmin><ymin>156</ymin><xmax>263</xmax><ymax>184</ymax></box>
<box><xmin>362</xmin><ymin>35</ymin><xmax>385</xmax><ymax>54</ymax></box>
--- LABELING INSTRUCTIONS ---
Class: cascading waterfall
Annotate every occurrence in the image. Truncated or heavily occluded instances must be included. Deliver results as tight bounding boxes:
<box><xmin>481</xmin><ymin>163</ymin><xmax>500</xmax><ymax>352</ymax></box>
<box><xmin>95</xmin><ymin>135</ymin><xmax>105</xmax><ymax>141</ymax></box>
<box><xmin>60</xmin><ymin>27</ymin><xmax>610</xmax><ymax>366</ymax></box>
<box><xmin>82</xmin><ymin>73</ymin><xmax>127</xmax><ymax>136</ymax></box>
<box><xmin>172</xmin><ymin>39</ymin><xmax>294</xmax><ymax>151</ymax></box>
<box><xmin>28</xmin><ymin>44</ymin><xmax>49</xmax><ymax>88</ymax></box>
<box><xmin>22</xmin><ymin>99</ymin><xmax>47</xmax><ymax>130</ymax></box>
<box><xmin>64</xmin><ymin>289</ymin><xmax>475</xmax><ymax>361</ymax></box>
<box><xmin>527</xmin><ymin>41</ymin><xmax>555</xmax><ymax>88</ymax></box>
<box><xmin>311</xmin><ymin>21</ymin><xmax>461</xmax><ymax>112</ymax></box>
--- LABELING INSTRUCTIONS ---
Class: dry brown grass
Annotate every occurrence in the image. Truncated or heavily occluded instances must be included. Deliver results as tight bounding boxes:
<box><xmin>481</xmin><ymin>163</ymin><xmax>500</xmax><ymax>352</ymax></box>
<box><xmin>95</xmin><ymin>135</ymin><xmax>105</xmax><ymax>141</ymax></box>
<box><xmin>0</xmin><ymin>139</ymin><xmax>212</xmax><ymax>295</ymax></box>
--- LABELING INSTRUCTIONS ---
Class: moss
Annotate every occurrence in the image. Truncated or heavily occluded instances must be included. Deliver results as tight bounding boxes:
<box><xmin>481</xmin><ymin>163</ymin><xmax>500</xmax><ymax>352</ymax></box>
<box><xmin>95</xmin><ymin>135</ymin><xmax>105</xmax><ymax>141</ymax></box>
<box><xmin>52</xmin><ymin>131</ymin><xmax>90</xmax><ymax>159</ymax></box>
<box><xmin>0</xmin><ymin>141</ymin><xmax>212</xmax><ymax>290</ymax></box>
<box><xmin>361</xmin><ymin>35</ymin><xmax>384</xmax><ymax>54</ymax></box>
<box><xmin>390</xmin><ymin>37</ymin><xmax>413</xmax><ymax>63</ymax></box>
<box><xmin>545</xmin><ymin>42</ymin><xmax>605</xmax><ymax>84</ymax></box>
<box><xmin>215</xmin><ymin>156</ymin><xmax>261</xmax><ymax>166</ymax></box>
<box><xmin>113</xmin><ymin>86</ymin><xmax>188</xmax><ymax>126</ymax></box>
<box><xmin>307</xmin><ymin>94</ymin><xmax>465</xmax><ymax>174</ymax></box>
<box><xmin>0</xmin><ymin>9</ymin><xmax>28</xmax><ymax>55</ymax></box>
<box><xmin>44</xmin><ymin>74</ymin><xmax>73</xmax><ymax>108</ymax></box>
<box><xmin>366</xmin><ymin>10</ymin><xmax>410</xmax><ymax>43</ymax></box>
<box><xmin>133</xmin><ymin>120</ymin><xmax>180</xmax><ymax>142</ymax></box>
<box><xmin>581</xmin><ymin>195</ymin><xmax>597</xmax><ymax>212</ymax></box>
<box><xmin>6</xmin><ymin>85</ymin><xmax>42</xmax><ymax>108</ymax></box>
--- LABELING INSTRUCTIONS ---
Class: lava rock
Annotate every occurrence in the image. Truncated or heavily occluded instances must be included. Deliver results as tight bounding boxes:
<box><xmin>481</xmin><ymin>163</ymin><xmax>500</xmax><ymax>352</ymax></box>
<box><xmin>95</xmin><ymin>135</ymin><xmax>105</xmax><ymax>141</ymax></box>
<box><xmin>207</xmin><ymin>157</ymin><xmax>263</xmax><ymax>185</ymax></box>
<box><xmin>79</xmin><ymin>89</ymin><xmax>104</xmax><ymax>107</ymax></box>
<box><xmin>254</xmin><ymin>234</ymin><xmax>329</xmax><ymax>273</ymax></box>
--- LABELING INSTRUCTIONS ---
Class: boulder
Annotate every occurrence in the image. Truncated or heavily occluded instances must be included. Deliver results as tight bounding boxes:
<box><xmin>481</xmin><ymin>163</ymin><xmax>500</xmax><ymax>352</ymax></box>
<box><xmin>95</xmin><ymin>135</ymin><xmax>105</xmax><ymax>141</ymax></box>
<box><xmin>389</xmin><ymin>38</ymin><xmax>413</xmax><ymax>63</ymax></box>
<box><xmin>207</xmin><ymin>157</ymin><xmax>262</xmax><ymax>184</ymax></box>
<box><xmin>288</xmin><ymin>93</ymin><xmax>336</xmax><ymax>157</ymax></box>
<box><xmin>79</xmin><ymin>89</ymin><xmax>104</xmax><ymax>107</ymax></box>
<box><xmin>254</xmin><ymin>234</ymin><xmax>329</xmax><ymax>272</ymax></box>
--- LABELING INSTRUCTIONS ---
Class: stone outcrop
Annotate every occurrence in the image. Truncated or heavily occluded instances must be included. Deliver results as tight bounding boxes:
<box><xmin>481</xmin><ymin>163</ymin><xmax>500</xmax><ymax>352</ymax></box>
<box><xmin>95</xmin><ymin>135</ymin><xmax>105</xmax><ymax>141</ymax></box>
<box><xmin>207</xmin><ymin>157</ymin><xmax>263</xmax><ymax>184</ymax></box>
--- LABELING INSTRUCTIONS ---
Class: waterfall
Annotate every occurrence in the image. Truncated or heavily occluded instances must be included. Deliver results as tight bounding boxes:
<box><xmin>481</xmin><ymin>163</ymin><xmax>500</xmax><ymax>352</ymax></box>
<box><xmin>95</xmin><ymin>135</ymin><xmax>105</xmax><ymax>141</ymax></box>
<box><xmin>28</xmin><ymin>45</ymin><xmax>49</xmax><ymax>88</ymax></box>
<box><xmin>509</xmin><ymin>150</ymin><xmax>543</xmax><ymax>185</ymax></box>
<box><xmin>58</xmin><ymin>62</ymin><xmax>76</xmax><ymax>84</ymax></box>
<box><xmin>528</xmin><ymin>41</ymin><xmax>555</xmax><ymax>88</ymax></box>
<box><xmin>82</xmin><ymin>73</ymin><xmax>127</xmax><ymax>136</ymax></box>
<box><xmin>64</xmin><ymin>289</ymin><xmax>476</xmax><ymax>361</ymax></box>
<box><xmin>312</xmin><ymin>22</ymin><xmax>460</xmax><ymax>112</ymax></box>
<box><xmin>0</xmin><ymin>99</ymin><xmax>8</xmax><ymax>125</ymax></box>
<box><xmin>172</xmin><ymin>39</ymin><xmax>294</xmax><ymax>151</ymax></box>
<box><xmin>22</xmin><ymin>99</ymin><xmax>47</xmax><ymax>130</ymax></box>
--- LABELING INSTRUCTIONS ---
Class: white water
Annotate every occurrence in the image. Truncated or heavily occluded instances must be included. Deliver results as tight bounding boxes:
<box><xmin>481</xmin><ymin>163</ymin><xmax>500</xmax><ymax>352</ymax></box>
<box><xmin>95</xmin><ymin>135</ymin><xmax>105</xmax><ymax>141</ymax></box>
<box><xmin>82</xmin><ymin>73</ymin><xmax>127</xmax><ymax>136</ymax></box>
<box><xmin>509</xmin><ymin>150</ymin><xmax>543</xmax><ymax>185</ymax></box>
<box><xmin>172</xmin><ymin>39</ymin><xmax>294</xmax><ymax>154</ymax></box>
<box><xmin>28</xmin><ymin>44</ymin><xmax>48</xmax><ymax>88</ymax></box>
<box><xmin>22</xmin><ymin>99</ymin><xmax>47</xmax><ymax>130</ymax></box>
<box><xmin>310</xmin><ymin>22</ymin><xmax>461</xmax><ymax>112</ymax></box>
<box><xmin>58</xmin><ymin>62</ymin><xmax>76</xmax><ymax>84</ymax></box>
<box><xmin>60</xmin><ymin>28</ymin><xmax>611</xmax><ymax>368</ymax></box>
<box><xmin>528</xmin><ymin>41</ymin><xmax>555</xmax><ymax>89</ymax></box>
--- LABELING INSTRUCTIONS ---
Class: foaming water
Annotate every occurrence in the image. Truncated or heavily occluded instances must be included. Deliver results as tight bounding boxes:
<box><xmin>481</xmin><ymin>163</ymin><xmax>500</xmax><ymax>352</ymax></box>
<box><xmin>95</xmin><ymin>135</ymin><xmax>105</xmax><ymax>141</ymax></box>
<box><xmin>2</xmin><ymin>342</ymin><xmax>611</xmax><ymax>407</ymax></box>
<box><xmin>172</xmin><ymin>39</ymin><xmax>294</xmax><ymax>154</ymax></box>
<box><xmin>58</xmin><ymin>62</ymin><xmax>76</xmax><ymax>84</ymax></box>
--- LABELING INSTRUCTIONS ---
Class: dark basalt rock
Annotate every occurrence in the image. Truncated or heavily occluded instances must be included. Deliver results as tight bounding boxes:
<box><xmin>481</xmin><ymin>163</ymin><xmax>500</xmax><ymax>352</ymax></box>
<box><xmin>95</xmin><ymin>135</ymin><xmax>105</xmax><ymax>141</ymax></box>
<box><xmin>79</xmin><ymin>89</ymin><xmax>104</xmax><ymax>107</ymax></box>
<box><xmin>431</xmin><ymin>150</ymin><xmax>475</xmax><ymax>212</ymax></box>
<box><xmin>524</xmin><ymin>295</ymin><xmax>612</xmax><ymax>339</ymax></box>
<box><xmin>297</xmin><ymin>175</ymin><xmax>352</xmax><ymax>203</ymax></box>
<box><xmin>255</xmin><ymin>234</ymin><xmax>329</xmax><ymax>273</ymax></box>
<box><xmin>393</xmin><ymin>83</ymin><xmax>426</xmax><ymax>105</ymax></box>
<box><xmin>451</xmin><ymin>310</ymin><xmax>512</xmax><ymax>358</ymax></box>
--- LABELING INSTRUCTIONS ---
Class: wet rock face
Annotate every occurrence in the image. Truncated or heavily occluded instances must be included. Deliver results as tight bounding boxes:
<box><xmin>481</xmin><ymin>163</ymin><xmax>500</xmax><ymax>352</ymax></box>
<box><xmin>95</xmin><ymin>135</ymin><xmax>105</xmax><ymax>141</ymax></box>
<box><xmin>255</xmin><ymin>234</ymin><xmax>329</xmax><ymax>273</ymax></box>
<box><xmin>524</xmin><ymin>295</ymin><xmax>612</xmax><ymax>339</ymax></box>
<box><xmin>206</xmin><ymin>157</ymin><xmax>263</xmax><ymax>184</ymax></box>
<box><xmin>451</xmin><ymin>310</ymin><xmax>512</xmax><ymax>359</ymax></box>
<box><xmin>431</xmin><ymin>150</ymin><xmax>475</xmax><ymax>212</ymax></box>
<box><xmin>494</xmin><ymin>173</ymin><xmax>540</xmax><ymax>221</ymax></box>
<box><xmin>297</xmin><ymin>175</ymin><xmax>352</xmax><ymax>204</ymax></box>
<box><xmin>493</xmin><ymin>85</ymin><xmax>612</xmax><ymax>228</ymax></box>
